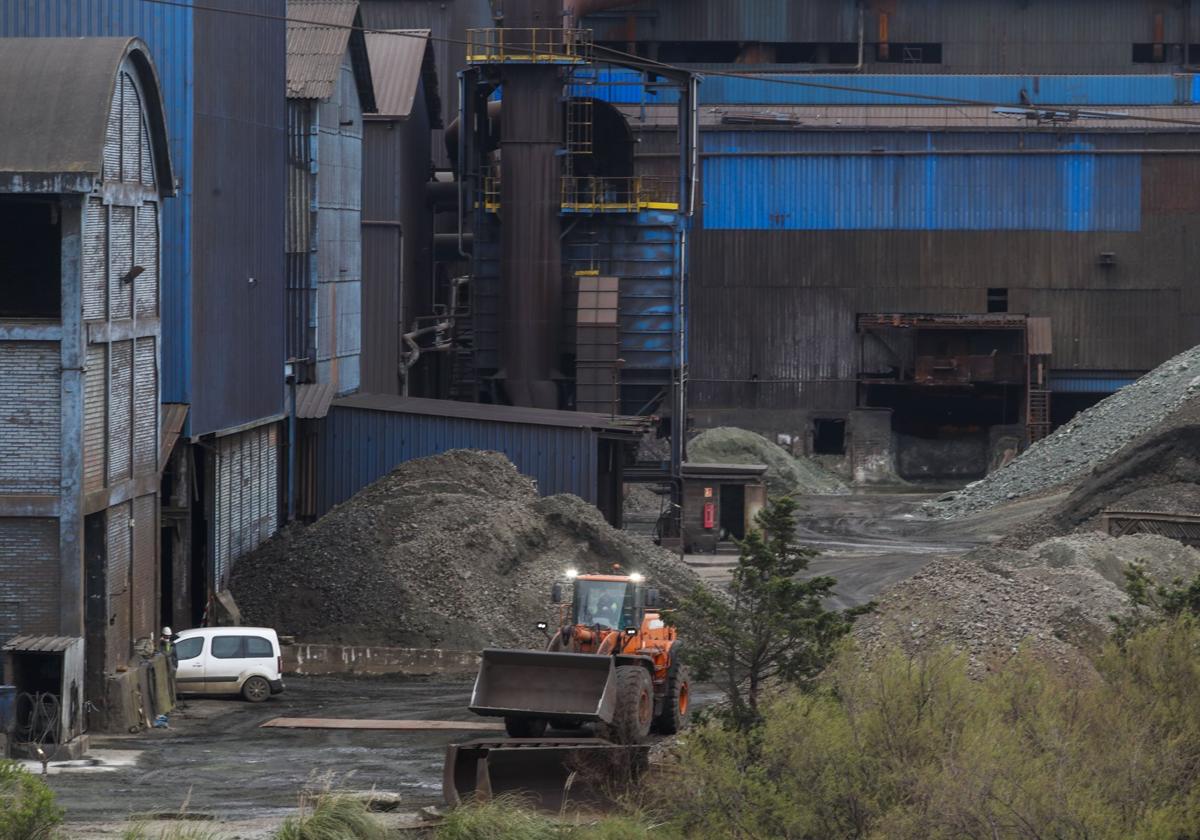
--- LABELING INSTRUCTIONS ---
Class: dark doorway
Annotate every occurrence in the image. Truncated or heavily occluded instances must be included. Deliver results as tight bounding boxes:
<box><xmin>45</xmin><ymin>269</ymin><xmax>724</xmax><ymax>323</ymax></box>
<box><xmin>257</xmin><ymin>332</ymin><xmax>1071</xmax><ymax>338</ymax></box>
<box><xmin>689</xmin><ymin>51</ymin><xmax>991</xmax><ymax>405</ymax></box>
<box><xmin>1050</xmin><ymin>392</ymin><xmax>1107</xmax><ymax>430</ymax></box>
<box><xmin>82</xmin><ymin>511</ymin><xmax>107</xmax><ymax>728</ymax></box>
<box><xmin>719</xmin><ymin>484</ymin><xmax>745</xmax><ymax>540</ymax></box>
<box><xmin>813</xmin><ymin>418</ymin><xmax>846</xmax><ymax>455</ymax></box>
<box><xmin>190</xmin><ymin>445</ymin><xmax>210</xmax><ymax>626</ymax></box>
<box><xmin>0</xmin><ymin>198</ymin><xmax>61</xmax><ymax>318</ymax></box>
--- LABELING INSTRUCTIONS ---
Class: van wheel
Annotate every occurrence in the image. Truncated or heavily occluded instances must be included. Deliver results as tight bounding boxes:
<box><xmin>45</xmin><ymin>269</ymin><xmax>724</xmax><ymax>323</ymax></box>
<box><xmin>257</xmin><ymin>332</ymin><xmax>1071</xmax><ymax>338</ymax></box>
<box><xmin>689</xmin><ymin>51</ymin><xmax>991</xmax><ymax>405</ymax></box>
<box><xmin>242</xmin><ymin>676</ymin><xmax>271</xmax><ymax>703</ymax></box>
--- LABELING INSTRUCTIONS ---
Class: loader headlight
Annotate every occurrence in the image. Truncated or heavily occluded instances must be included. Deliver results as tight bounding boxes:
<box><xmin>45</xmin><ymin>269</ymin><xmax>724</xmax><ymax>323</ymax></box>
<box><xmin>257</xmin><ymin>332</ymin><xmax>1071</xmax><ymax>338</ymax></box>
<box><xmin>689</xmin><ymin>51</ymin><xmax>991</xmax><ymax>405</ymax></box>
<box><xmin>565</xmin><ymin>568</ymin><xmax>579</xmax><ymax>579</ymax></box>
<box><xmin>629</xmin><ymin>572</ymin><xmax>644</xmax><ymax>583</ymax></box>
<box><xmin>625</xmin><ymin>627</ymin><xmax>638</xmax><ymax>636</ymax></box>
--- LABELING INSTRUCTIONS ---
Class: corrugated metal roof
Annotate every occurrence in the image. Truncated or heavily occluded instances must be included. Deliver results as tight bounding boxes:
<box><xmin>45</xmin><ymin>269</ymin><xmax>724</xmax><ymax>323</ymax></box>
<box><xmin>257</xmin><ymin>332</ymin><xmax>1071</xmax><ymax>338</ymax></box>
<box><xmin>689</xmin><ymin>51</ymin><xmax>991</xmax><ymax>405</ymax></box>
<box><xmin>296</xmin><ymin>382</ymin><xmax>336</xmax><ymax>419</ymax></box>
<box><xmin>0</xmin><ymin>37</ymin><xmax>173</xmax><ymax>190</ymax></box>
<box><xmin>286</xmin><ymin>0</ymin><xmax>359</xmax><ymax>100</ymax></box>
<box><xmin>587</xmin><ymin>69</ymin><xmax>1200</xmax><ymax>107</ymax></box>
<box><xmin>364</xmin><ymin>29</ymin><xmax>439</xmax><ymax>122</ymax></box>
<box><xmin>2</xmin><ymin>635</ymin><xmax>78</xmax><ymax>652</ymax></box>
<box><xmin>626</xmin><ymin>103</ymin><xmax>1200</xmax><ymax>132</ymax></box>
<box><xmin>682</xmin><ymin>463</ymin><xmax>769</xmax><ymax>478</ymax></box>
<box><xmin>334</xmin><ymin>393</ymin><xmax>649</xmax><ymax>436</ymax></box>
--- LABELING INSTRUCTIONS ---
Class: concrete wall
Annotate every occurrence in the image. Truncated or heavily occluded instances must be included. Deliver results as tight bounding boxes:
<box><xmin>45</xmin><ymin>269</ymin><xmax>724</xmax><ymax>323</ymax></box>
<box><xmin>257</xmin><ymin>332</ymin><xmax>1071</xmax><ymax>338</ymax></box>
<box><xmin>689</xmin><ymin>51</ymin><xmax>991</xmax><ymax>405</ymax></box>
<box><xmin>283</xmin><ymin>643</ymin><xmax>479</xmax><ymax>677</ymax></box>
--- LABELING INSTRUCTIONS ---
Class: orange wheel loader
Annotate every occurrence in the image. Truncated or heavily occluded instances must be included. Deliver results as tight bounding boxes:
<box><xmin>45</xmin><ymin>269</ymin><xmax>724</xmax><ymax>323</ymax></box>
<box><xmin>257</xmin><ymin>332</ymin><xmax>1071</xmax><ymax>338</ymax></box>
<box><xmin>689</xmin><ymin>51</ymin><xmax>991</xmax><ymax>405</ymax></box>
<box><xmin>443</xmin><ymin>570</ymin><xmax>691</xmax><ymax>809</ymax></box>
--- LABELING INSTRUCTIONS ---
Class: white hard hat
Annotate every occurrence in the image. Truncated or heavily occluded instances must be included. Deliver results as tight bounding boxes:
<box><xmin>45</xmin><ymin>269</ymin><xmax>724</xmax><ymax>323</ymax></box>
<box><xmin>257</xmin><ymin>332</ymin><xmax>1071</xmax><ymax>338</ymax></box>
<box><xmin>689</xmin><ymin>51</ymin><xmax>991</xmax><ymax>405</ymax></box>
<box><xmin>162</xmin><ymin>626</ymin><xmax>173</xmax><ymax>636</ymax></box>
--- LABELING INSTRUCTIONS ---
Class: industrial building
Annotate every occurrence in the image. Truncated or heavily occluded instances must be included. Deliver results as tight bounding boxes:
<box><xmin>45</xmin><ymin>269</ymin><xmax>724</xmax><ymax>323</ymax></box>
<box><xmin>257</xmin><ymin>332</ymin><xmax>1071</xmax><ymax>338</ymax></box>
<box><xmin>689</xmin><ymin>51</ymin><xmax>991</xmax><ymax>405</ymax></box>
<box><xmin>0</xmin><ymin>0</ymin><xmax>289</xmax><ymax>634</ymax></box>
<box><xmin>564</xmin><ymin>0</ymin><xmax>1200</xmax><ymax>482</ymax></box>
<box><xmin>0</xmin><ymin>36</ymin><xmax>173</xmax><ymax>739</ymax></box>
<box><xmin>286</xmin><ymin>0</ymin><xmax>377</xmax><ymax>394</ymax></box>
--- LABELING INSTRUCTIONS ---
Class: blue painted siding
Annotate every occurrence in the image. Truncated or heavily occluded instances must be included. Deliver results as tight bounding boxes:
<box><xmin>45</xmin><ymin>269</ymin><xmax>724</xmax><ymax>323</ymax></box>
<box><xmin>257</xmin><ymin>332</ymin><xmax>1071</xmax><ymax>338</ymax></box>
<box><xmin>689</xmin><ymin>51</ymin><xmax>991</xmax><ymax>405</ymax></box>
<box><xmin>1049</xmin><ymin>374</ymin><xmax>1139</xmax><ymax>393</ymax></box>
<box><xmin>702</xmin><ymin>131</ymin><xmax>1142</xmax><ymax>231</ymax></box>
<box><xmin>313</xmin><ymin>405</ymin><xmax>599</xmax><ymax>517</ymax></box>
<box><xmin>0</xmin><ymin>1</ymin><xmax>194</xmax><ymax>404</ymax></box>
<box><xmin>582</xmin><ymin>69</ymin><xmax>1200</xmax><ymax>106</ymax></box>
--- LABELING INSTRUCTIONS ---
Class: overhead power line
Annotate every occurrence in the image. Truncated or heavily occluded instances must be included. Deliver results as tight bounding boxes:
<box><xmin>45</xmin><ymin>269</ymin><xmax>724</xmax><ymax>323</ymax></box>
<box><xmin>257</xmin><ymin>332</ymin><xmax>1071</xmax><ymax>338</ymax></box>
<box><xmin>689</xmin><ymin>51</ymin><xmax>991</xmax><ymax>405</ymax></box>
<box><xmin>128</xmin><ymin>0</ymin><xmax>1200</xmax><ymax>128</ymax></box>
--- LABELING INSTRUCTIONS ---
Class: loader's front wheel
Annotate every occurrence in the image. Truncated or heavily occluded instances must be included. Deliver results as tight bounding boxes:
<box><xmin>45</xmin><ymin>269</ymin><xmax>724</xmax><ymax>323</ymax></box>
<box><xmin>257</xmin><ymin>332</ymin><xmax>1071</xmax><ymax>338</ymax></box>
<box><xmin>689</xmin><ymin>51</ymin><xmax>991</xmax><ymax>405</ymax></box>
<box><xmin>504</xmin><ymin>717</ymin><xmax>548</xmax><ymax>738</ymax></box>
<box><xmin>654</xmin><ymin>660</ymin><xmax>691</xmax><ymax>735</ymax></box>
<box><xmin>598</xmin><ymin>665</ymin><xmax>653</xmax><ymax>745</ymax></box>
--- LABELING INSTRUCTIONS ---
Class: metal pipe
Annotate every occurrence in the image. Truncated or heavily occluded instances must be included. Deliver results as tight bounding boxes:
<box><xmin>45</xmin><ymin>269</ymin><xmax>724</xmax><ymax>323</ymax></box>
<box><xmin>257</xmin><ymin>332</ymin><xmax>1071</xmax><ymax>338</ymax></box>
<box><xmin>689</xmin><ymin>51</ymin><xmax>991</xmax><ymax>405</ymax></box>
<box><xmin>457</xmin><ymin>71</ymin><xmax>469</xmax><ymax>260</ymax></box>
<box><xmin>287</xmin><ymin>375</ymin><xmax>296</xmax><ymax>521</ymax></box>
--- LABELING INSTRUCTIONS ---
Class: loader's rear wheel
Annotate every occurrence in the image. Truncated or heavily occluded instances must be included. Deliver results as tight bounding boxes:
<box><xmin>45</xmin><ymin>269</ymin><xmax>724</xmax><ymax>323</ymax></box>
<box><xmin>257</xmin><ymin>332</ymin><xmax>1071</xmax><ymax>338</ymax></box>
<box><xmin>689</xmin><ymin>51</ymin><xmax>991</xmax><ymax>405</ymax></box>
<box><xmin>598</xmin><ymin>665</ymin><xmax>653</xmax><ymax>745</ymax></box>
<box><xmin>654</xmin><ymin>660</ymin><xmax>691</xmax><ymax>735</ymax></box>
<box><xmin>504</xmin><ymin>717</ymin><xmax>548</xmax><ymax>738</ymax></box>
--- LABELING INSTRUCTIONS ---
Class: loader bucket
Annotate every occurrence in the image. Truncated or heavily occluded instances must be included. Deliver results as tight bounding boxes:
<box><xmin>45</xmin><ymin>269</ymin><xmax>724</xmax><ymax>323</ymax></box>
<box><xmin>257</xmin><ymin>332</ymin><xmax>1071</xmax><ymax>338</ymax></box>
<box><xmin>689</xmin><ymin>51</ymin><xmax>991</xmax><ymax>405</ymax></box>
<box><xmin>469</xmin><ymin>650</ymin><xmax>617</xmax><ymax>724</ymax></box>
<box><xmin>443</xmin><ymin>738</ymin><xmax>650</xmax><ymax>811</ymax></box>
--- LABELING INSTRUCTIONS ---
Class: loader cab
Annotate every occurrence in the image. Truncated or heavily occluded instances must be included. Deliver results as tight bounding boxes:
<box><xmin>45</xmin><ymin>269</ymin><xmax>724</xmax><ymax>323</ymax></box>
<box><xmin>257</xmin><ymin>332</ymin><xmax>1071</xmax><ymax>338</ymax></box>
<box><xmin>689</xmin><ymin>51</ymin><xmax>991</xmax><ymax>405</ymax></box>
<box><xmin>573</xmin><ymin>577</ymin><xmax>637</xmax><ymax>630</ymax></box>
<box><xmin>556</xmin><ymin>574</ymin><xmax>659</xmax><ymax>632</ymax></box>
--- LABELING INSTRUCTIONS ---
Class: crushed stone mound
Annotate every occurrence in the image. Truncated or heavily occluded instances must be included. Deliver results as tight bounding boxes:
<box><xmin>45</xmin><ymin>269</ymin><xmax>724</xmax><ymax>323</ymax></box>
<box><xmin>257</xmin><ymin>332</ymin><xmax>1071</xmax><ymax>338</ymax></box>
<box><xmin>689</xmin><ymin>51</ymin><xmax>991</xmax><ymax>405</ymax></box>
<box><xmin>854</xmin><ymin>533</ymin><xmax>1200</xmax><ymax>674</ymax></box>
<box><xmin>936</xmin><ymin>345</ymin><xmax>1200</xmax><ymax>518</ymax></box>
<box><xmin>230</xmin><ymin>450</ymin><xmax>701</xmax><ymax>651</ymax></box>
<box><xmin>688</xmin><ymin>427</ymin><xmax>848</xmax><ymax>497</ymax></box>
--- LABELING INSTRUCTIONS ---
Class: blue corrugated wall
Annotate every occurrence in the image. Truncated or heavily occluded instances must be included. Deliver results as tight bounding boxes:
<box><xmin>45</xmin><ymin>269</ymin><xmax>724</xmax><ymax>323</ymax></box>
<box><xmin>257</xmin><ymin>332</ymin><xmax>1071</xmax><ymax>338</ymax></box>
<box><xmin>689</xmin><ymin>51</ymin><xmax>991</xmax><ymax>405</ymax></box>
<box><xmin>0</xmin><ymin>0</ymin><xmax>194</xmax><ymax>405</ymax></box>
<box><xmin>702</xmin><ymin>131</ymin><xmax>1142</xmax><ymax>231</ymax></box>
<box><xmin>581</xmin><ymin>69</ymin><xmax>1200</xmax><ymax>106</ymax></box>
<box><xmin>313</xmin><ymin>406</ymin><xmax>600</xmax><ymax>517</ymax></box>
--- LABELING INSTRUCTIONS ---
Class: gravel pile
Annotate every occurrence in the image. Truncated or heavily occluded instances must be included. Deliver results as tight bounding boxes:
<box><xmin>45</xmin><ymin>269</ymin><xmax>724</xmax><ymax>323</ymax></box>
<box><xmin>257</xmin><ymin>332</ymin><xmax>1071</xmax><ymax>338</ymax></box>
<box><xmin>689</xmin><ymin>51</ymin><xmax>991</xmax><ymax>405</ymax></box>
<box><xmin>231</xmin><ymin>450</ymin><xmax>701</xmax><ymax>651</ymax></box>
<box><xmin>935</xmin><ymin>345</ymin><xmax>1200</xmax><ymax>518</ymax></box>
<box><xmin>854</xmin><ymin>533</ymin><xmax>1200</xmax><ymax>673</ymax></box>
<box><xmin>688</xmin><ymin>427</ymin><xmax>849</xmax><ymax>497</ymax></box>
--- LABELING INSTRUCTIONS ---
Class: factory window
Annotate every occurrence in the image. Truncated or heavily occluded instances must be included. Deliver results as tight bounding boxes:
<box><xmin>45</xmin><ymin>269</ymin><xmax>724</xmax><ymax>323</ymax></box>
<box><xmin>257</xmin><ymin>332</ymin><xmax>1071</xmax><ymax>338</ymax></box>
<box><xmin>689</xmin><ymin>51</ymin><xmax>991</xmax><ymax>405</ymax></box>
<box><xmin>658</xmin><ymin>41</ymin><xmax>742</xmax><ymax>63</ymax></box>
<box><xmin>813</xmin><ymin>418</ymin><xmax>846</xmax><ymax>455</ymax></box>
<box><xmin>0</xmin><ymin>198</ymin><xmax>61</xmax><ymax>318</ymax></box>
<box><xmin>1132</xmin><ymin>43</ymin><xmax>1177</xmax><ymax>63</ymax></box>
<box><xmin>774</xmin><ymin>42</ymin><xmax>861</xmax><ymax>64</ymax></box>
<box><xmin>875</xmin><ymin>43</ymin><xmax>943</xmax><ymax>64</ymax></box>
<box><xmin>987</xmin><ymin>288</ymin><xmax>1009</xmax><ymax>313</ymax></box>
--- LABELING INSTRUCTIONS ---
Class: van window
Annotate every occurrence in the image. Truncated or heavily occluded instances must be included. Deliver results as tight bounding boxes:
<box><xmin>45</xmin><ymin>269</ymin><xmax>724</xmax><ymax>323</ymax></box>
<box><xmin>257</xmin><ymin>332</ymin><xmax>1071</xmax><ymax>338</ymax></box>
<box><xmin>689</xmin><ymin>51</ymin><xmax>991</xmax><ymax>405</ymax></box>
<box><xmin>175</xmin><ymin>637</ymin><xmax>203</xmax><ymax>661</ymax></box>
<box><xmin>245</xmin><ymin>636</ymin><xmax>273</xmax><ymax>658</ymax></box>
<box><xmin>211</xmin><ymin>636</ymin><xmax>243</xmax><ymax>659</ymax></box>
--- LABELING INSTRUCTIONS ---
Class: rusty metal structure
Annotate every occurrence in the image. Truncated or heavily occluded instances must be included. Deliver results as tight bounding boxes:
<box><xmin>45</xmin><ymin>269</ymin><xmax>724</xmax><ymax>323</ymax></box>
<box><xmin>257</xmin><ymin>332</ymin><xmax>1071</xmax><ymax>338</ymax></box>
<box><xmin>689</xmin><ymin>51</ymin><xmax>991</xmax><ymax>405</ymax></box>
<box><xmin>570</xmin><ymin>0</ymin><xmax>1200</xmax><ymax>480</ymax></box>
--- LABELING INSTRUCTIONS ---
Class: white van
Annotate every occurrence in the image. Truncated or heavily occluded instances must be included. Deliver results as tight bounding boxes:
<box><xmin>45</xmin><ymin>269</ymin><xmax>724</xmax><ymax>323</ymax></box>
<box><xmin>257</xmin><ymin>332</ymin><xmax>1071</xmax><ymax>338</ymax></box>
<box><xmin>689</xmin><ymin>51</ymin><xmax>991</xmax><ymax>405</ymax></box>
<box><xmin>173</xmin><ymin>627</ymin><xmax>285</xmax><ymax>702</ymax></box>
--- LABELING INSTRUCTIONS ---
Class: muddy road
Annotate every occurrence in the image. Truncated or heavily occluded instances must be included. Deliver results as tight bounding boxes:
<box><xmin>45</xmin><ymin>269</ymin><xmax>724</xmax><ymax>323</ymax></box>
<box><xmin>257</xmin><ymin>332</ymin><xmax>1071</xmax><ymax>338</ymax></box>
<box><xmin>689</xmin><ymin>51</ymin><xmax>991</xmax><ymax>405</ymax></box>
<box><xmin>686</xmin><ymin>489</ymin><xmax>1048</xmax><ymax>609</ymax></box>
<box><xmin>47</xmin><ymin>676</ymin><xmax>471</xmax><ymax>828</ymax></box>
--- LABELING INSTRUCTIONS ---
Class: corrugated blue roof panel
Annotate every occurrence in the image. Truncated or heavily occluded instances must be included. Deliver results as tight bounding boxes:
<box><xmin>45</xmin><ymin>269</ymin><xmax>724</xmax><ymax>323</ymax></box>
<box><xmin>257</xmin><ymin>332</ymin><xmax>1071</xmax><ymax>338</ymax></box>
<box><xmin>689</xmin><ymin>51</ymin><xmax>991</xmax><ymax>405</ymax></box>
<box><xmin>586</xmin><ymin>69</ymin><xmax>1200</xmax><ymax>106</ymax></box>
<box><xmin>0</xmin><ymin>0</ymin><xmax>194</xmax><ymax>405</ymax></box>
<box><xmin>702</xmin><ymin>131</ymin><xmax>1141</xmax><ymax>231</ymax></box>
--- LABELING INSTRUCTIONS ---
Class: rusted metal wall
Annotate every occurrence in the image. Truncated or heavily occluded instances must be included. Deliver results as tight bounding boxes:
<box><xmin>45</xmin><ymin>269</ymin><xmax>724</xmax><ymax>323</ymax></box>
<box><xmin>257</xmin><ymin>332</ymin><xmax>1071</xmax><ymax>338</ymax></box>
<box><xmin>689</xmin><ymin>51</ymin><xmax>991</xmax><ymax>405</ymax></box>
<box><xmin>585</xmin><ymin>0</ymin><xmax>1200</xmax><ymax>74</ymax></box>
<box><xmin>690</xmin><ymin>133</ymin><xmax>1200</xmax><ymax>413</ymax></box>
<box><xmin>191</xmin><ymin>0</ymin><xmax>286</xmax><ymax>435</ymax></box>
<box><xmin>360</xmin><ymin>93</ymin><xmax>433</xmax><ymax>395</ymax></box>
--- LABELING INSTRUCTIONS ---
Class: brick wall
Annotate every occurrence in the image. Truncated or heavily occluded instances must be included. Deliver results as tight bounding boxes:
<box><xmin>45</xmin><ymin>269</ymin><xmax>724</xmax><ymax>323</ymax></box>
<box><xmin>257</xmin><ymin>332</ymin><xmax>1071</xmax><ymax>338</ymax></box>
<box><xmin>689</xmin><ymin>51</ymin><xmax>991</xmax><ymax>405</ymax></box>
<box><xmin>0</xmin><ymin>342</ymin><xmax>61</xmax><ymax>494</ymax></box>
<box><xmin>0</xmin><ymin>518</ymin><xmax>60</xmax><ymax>641</ymax></box>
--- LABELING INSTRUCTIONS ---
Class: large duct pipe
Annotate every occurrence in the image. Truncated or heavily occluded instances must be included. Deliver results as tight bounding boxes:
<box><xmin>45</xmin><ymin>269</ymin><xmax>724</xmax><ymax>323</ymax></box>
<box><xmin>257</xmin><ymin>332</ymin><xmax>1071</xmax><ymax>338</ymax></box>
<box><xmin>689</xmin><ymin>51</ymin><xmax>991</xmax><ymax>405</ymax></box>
<box><xmin>498</xmin><ymin>0</ymin><xmax>566</xmax><ymax>408</ymax></box>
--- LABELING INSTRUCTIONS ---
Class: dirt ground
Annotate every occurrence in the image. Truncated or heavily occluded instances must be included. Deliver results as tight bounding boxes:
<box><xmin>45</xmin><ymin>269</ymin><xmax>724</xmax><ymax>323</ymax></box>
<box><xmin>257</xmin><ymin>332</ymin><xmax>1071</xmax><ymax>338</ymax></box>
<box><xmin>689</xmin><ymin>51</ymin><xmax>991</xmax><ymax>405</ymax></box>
<box><xmin>41</xmin><ymin>676</ymin><xmax>473</xmax><ymax>837</ymax></box>
<box><xmin>46</xmin><ymin>488</ymin><xmax>1049</xmax><ymax>836</ymax></box>
<box><xmin>686</xmin><ymin>489</ymin><xmax>1047</xmax><ymax>609</ymax></box>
